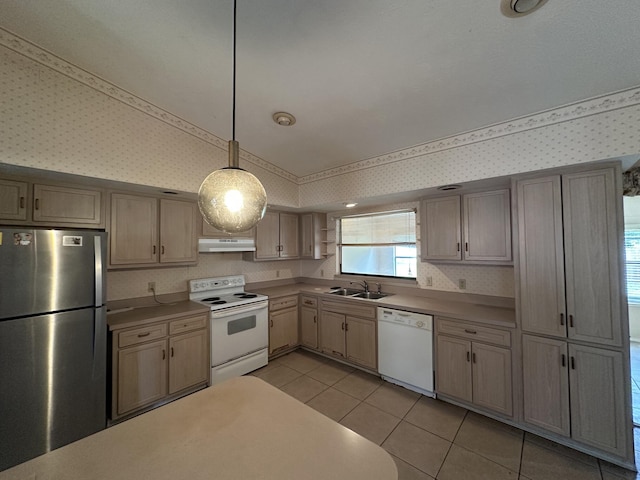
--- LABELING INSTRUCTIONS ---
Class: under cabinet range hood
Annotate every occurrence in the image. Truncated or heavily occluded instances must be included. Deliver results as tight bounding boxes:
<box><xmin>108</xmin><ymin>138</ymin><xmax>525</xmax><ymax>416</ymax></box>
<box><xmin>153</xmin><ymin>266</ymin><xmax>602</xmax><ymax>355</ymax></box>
<box><xmin>198</xmin><ymin>237</ymin><xmax>256</xmax><ymax>253</ymax></box>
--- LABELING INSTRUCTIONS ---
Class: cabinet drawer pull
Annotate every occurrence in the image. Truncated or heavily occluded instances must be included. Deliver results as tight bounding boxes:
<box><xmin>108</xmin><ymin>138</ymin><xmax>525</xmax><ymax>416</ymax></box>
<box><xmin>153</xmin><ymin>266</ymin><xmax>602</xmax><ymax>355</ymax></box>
<box><xmin>20</xmin><ymin>196</ymin><xmax>25</xmax><ymax>209</ymax></box>
<box><xmin>560</xmin><ymin>313</ymin><xmax>564</xmax><ymax>326</ymax></box>
<box><xmin>162</xmin><ymin>349</ymin><xmax>166</xmax><ymax>360</ymax></box>
<box><xmin>171</xmin><ymin>347</ymin><xmax>174</xmax><ymax>357</ymax></box>
<box><xmin>305</xmin><ymin>300</ymin><xmax>313</xmax><ymax>305</ymax></box>
<box><xmin>561</xmin><ymin>354</ymin><xmax>566</xmax><ymax>367</ymax></box>
<box><xmin>569</xmin><ymin>314</ymin><xmax>574</xmax><ymax>327</ymax></box>
<box><xmin>466</xmin><ymin>351</ymin><xmax>470</xmax><ymax>362</ymax></box>
<box><xmin>472</xmin><ymin>352</ymin><xmax>476</xmax><ymax>363</ymax></box>
<box><xmin>35</xmin><ymin>198</ymin><xmax>40</xmax><ymax>210</ymax></box>
<box><xmin>137</xmin><ymin>332</ymin><xmax>151</xmax><ymax>338</ymax></box>
<box><xmin>464</xmin><ymin>329</ymin><xmax>477</xmax><ymax>334</ymax></box>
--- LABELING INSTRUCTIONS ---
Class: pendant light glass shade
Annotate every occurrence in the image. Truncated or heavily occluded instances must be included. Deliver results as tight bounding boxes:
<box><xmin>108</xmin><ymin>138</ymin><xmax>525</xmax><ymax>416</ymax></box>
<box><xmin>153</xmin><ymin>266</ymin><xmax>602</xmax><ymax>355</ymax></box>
<box><xmin>198</xmin><ymin>140</ymin><xmax>267</xmax><ymax>233</ymax></box>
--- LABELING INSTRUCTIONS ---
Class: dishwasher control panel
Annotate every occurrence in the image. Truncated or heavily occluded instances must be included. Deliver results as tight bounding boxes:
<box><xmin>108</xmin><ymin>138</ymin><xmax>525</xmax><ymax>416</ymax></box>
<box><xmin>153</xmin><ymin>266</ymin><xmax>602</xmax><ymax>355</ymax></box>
<box><xmin>377</xmin><ymin>308</ymin><xmax>433</xmax><ymax>330</ymax></box>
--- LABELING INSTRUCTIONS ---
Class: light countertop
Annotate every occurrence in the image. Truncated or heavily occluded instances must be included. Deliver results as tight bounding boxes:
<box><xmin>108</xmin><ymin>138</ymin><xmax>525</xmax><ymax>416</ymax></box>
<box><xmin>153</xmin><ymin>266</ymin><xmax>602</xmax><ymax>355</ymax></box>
<box><xmin>254</xmin><ymin>283</ymin><xmax>516</xmax><ymax>327</ymax></box>
<box><xmin>107</xmin><ymin>300</ymin><xmax>210</xmax><ymax>331</ymax></box>
<box><xmin>0</xmin><ymin>376</ymin><xmax>397</xmax><ymax>480</ymax></box>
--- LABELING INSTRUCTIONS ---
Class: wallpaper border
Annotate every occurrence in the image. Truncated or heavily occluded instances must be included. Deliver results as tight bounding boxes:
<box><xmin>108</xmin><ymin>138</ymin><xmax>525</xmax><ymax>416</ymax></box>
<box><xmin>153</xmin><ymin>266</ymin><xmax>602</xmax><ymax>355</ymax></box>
<box><xmin>0</xmin><ymin>27</ymin><xmax>298</xmax><ymax>183</ymax></box>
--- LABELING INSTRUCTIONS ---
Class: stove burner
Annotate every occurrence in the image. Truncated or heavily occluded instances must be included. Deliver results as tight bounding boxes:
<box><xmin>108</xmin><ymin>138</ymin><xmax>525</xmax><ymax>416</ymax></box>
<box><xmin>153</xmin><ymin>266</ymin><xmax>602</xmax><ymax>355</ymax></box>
<box><xmin>210</xmin><ymin>300</ymin><xmax>227</xmax><ymax>305</ymax></box>
<box><xmin>202</xmin><ymin>297</ymin><xmax>221</xmax><ymax>302</ymax></box>
<box><xmin>237</xmin><ymin>294</ymin><xmax>258</xmax><ymax>299</ymax></box>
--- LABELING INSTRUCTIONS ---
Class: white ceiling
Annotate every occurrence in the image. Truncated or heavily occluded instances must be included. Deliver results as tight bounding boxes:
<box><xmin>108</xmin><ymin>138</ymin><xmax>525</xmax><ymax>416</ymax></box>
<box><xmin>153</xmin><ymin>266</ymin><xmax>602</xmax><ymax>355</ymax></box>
<box><xmin>2</xmin><ymin>0</ymin><xmax>640</xmax><ymax>178</ymax></box>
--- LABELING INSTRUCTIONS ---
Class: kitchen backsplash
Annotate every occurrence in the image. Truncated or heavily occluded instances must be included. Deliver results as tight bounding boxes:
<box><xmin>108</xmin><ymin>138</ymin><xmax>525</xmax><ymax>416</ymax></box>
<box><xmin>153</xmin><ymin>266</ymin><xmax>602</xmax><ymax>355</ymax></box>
<box><xmin>3</xmin><ymin>27</ymin><xmax>638</xmax><ymax>300</ymax></box>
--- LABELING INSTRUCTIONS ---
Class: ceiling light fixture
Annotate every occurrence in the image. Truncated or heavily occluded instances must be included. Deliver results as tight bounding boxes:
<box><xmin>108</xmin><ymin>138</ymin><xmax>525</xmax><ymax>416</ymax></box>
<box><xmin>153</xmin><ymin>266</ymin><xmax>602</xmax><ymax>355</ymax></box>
<box><xmin>198</xmin><ymin>0</ymin><xmax>267</xmax><ymax>233</ymax></box>
<box><xmin>501</xmin><ymin>0</ymin><xmax>548</xmax><ymax>17</ymax></box>
<box><xmin>344</xmin><ymin>202</ymin><xmax>358</xmax><ymax>208</ymax></box>
<box><xmin>272</xmin><ymin>112</ymin><xmax>296</xmax><ymax>126</ymax></box>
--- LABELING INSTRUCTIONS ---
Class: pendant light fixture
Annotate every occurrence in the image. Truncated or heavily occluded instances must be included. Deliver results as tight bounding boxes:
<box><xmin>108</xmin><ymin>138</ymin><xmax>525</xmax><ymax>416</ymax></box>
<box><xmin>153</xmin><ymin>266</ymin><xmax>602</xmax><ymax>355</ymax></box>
<box><xmin>198</xmin><ymin>0</ymin><xmax>267</xmax><ymax>233</ymax></box>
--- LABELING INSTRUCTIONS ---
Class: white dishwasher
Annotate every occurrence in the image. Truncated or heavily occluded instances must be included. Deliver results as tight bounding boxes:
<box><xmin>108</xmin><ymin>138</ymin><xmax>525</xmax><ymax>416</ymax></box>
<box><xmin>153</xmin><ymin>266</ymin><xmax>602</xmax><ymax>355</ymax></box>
<box><xmin>377</xmin><ymin>307</ymin><xmax>435</xmax><ymax>397</ymax></box>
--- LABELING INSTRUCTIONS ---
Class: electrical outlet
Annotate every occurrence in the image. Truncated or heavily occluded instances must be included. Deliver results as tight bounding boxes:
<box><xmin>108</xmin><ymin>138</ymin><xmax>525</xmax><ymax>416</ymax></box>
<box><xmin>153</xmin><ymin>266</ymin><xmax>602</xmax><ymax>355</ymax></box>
<box><xmin>458</xmin><ymin>279</ymin><xmax>466</xmax><ymax>290</ymax></box>
<box><xmin>426</xmin><ymin>276</ymin><xmax>433</xmax><ymax>286</ymax></box>
<box><xmin>148</xmin><ymin>282</ymin><xmax>156</xmax><ymax>292</ymax></box>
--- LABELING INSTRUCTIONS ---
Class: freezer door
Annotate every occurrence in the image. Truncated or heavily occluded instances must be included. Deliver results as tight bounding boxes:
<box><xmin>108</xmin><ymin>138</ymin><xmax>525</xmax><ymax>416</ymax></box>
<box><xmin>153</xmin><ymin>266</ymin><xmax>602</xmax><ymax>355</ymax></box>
<box><xmin>0</xmin><ymin>229</ymin><xmax>107</xmax><ymax>319</ymax></box>
<box><xmin>0</xmin><ymin>307</ymin><xmax>106</xmax><ymax>471</ymax></box>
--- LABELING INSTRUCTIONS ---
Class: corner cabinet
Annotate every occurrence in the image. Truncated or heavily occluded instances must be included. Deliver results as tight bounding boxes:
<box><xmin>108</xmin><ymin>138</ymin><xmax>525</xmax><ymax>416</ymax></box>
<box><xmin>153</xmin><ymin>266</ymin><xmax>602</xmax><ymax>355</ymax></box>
<box><xmin>516</xmin><ymin>165</ymin><xmax>632</xmax><ymax>465</ymax></box>
<box><xmin>421</xmin><ymin>189</ymin><xmax>512</xmax><ymax>264</ymax></box>
<box><xmin>246</xmin><ymin>211</ymin><xmax>299</xmax><ymax>261</ymax></box>
<box><xmin>109</xmin><ymin>193</ymin><xmax>197</xmax><ymax>268</ymax></box>
<box><xmin>300</xmin><ymin>212</ymin><xmax>329</xmax><ymax>259</ymax></box>
<box><xmin>110</xmin><ymin>309</ymin><xmax>210</xmax><ymax>421</ymax></box>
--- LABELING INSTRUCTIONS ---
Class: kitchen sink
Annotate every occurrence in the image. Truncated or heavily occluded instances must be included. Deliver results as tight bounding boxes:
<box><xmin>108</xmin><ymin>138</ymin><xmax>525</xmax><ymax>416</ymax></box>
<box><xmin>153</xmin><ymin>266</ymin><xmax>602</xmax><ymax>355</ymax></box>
<box><xmin>329</xmin><ymin>288</ymin><xmax>362</xmax><ymax>296</ymax></box>
<box><xmin>351</xmin><ymin>292</ymin><xmax>389</xmax><ymax>300</ymax></box>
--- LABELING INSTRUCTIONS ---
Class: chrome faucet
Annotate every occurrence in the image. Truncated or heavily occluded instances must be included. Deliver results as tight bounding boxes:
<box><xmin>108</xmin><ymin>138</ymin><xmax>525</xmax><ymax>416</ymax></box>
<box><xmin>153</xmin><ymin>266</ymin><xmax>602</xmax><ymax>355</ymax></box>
<box><xmin>375</xmin><ymin>282</ymin><xmax>382</xmax><ymax>294</ymax></box>
<box><xmin>350</xmin><ymin>280</ymin><xmax>369</xmax><ymax>293</ymax></box>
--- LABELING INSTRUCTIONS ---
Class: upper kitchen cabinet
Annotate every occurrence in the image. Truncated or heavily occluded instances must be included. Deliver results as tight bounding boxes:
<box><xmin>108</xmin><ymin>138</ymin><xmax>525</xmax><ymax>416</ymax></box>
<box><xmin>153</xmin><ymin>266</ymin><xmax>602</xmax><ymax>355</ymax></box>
<box><xmin>300</xmin><ymin>212</ymin><xmax>329</xmax><ymax>260</ymax></box>
<box><xmin>516</xmin><ymin>168</ymin><xmax>623</xmax><ymax>346</ymax></box>
<box><xmin>0</xmin><ymin>178</ymin><xmax>104</xmax><ymax>228</ymax></box>
<box><xmin>421</xmin><ymin>189</ymin><xmax>512</xmax><ymax>264</ymax></box>
<box><xmin>246</xmin><ymin>210</ymin><xmax>299</xmax><ymax>261</ymax></box>
<box><xmin>109</xmin><ymin>193</ymin><xmax>197</xmax><ymax>268</ymax></box>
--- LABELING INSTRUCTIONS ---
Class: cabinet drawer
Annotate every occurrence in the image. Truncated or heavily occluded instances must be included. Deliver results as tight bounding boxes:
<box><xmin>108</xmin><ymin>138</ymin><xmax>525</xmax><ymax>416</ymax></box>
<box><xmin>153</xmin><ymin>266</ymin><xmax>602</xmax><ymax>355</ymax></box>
<box><xmin>270</xmin><ymin>295</ymin><xmax>298</xmax><ymax>311</ymax></box>
<box><xmin>300</xmin><ymin>296</ymin><xmax>318</xmax><ymax>308</ymax></box>
<box><xmin>118</xmin><ymin>323</ymin><xmax>167</xmax><ymax>348</ymax></box>
<box><xmin>437</xmin><ymin>318</ymin><xmax>511</xmax><ymax>347</ymax></box>
<box><xmin>321</xmin><ymin>299</ymin><xmax>376</xmax><ymax>320</ymax></box>
<box><xmin>169</xmin><ymin>314</ymin><xmax>208</xmax><ymax>335</ymax></box>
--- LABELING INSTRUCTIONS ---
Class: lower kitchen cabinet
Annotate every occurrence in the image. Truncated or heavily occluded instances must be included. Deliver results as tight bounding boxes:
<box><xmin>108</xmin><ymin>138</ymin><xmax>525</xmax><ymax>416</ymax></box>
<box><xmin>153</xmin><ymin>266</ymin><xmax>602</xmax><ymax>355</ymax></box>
<box><xmin>435</xmin><ymin>317</ymin><xmax>513</xmax><ymax>417</ymax></box>
<box><xmin>522</xmin><ymin>334</ymin><xmax>628</xmax><ymax>457</ymax></box>
<box><xmin>111</xmin><ymin>310</ymin><xmax>210</xmax><ymax>421</ymax></box>
<box><xmin>300</xmin><ymin>295</ymin><xmax>319</xmax><ymax>349</ymax></box>
<box><xmin>319</xmin><ymin>299</ymin><xmax>377</xmax><ymax>370</ymax></box>
<box><xmin>269</xmin><ymin>295</ymin><xmax>299</xmax><ymax>356</ymax></box>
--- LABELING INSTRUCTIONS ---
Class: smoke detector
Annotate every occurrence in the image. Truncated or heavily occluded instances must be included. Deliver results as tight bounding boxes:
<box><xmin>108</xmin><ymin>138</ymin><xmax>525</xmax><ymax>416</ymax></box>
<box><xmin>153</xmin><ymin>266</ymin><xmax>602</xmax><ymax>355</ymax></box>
<box><xmin>501</xmin><ymin>0</ymin><xmax>548</xmax><ymax>17</ymax></box>
<box><xmin>273</xmin><ymin>112</ymin><xmax>296</xmax><ymax>126</ymax></box>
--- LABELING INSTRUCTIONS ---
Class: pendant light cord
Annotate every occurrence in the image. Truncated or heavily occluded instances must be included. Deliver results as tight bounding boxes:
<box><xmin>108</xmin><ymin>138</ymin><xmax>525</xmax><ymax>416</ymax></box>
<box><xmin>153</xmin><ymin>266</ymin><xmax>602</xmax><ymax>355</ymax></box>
<box><xmin>232</xmin><ymin>0</ymin><xmax>236</xmax><ymax>142</ymax></box>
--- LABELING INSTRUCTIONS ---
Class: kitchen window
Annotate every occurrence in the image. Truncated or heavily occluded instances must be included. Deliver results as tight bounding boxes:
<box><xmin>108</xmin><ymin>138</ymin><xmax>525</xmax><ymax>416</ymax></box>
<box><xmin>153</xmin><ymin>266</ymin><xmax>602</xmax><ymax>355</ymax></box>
<box><xmin>625</xmin><ymin>229</ymin><xmax>640</xmax><ymax>304</ymax></box>
<box><xmin>339</xmin><ymin>210</ymin><xmax>416</xmax><ymax>279</ymax></box>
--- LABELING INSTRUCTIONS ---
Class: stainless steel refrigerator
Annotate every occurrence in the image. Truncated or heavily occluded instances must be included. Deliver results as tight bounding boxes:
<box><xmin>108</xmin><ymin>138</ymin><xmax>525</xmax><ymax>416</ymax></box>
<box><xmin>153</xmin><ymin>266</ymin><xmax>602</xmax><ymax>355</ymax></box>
<box><xmin>0</xmin><ymin>228</ymin><xmax>107</xmax><ymax>471</ymax></box>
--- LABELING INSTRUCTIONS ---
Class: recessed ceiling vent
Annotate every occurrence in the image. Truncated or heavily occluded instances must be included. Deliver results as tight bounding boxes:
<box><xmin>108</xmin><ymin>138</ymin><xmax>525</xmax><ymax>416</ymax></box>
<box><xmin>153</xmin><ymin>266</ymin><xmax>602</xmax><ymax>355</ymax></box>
<box><xmin>437</xmin><ymin>184</ymin><xmax>462</xmax><ymax>191</ymax></box>
<box><xmin>501</xmin><ymin>0</ymin><xmax>548</xmax><ymax>17</ymax></box>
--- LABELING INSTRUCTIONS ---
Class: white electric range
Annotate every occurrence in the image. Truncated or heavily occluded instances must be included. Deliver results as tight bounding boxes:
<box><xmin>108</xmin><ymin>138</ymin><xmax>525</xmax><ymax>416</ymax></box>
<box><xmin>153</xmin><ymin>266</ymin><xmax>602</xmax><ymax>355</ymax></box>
<box><xmin>189</xmin><ymin>275</ymin><xmax>269</xmax><ymax>385</ymax></box>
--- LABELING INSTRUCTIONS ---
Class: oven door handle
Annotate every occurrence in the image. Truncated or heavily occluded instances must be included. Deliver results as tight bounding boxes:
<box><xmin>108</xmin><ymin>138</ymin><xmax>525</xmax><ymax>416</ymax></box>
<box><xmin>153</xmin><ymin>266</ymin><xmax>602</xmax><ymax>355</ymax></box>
<box><xmin>210</xmin><ymin>301</ymin><xmax>269</xmax><ymax>318</ymax></box>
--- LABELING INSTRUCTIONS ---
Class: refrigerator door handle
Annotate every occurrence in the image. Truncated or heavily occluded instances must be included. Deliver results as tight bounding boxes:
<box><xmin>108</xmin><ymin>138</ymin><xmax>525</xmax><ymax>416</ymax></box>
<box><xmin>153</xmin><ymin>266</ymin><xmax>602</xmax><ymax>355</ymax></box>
<box><xmin>94</xmin><ymin>235</ymin><xmax>103</xmax><ymax>307</ymax></box>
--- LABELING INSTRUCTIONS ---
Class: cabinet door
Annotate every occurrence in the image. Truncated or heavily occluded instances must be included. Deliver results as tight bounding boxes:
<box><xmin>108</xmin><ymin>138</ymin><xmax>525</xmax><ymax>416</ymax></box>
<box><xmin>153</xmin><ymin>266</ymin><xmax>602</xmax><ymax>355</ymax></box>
<box><xmin>279</xmin><ymin>212</ymin><xmax>299</xmax><ymax>258</ymax></box>
<box><xmin>0</xmin><ymin>179</ymin><xmax>28</xmax><ymax>220</ymax></box>
<box><xmin>569</xmin><ymin>344</ymin><xmax>628</xmax><ymax>457</ymax></box>
<box><xmin>517</xmin><ymin>176</ymin><xmax>567</xmax><ymax>337</ymax></box>
<box><xmin>255</xmin><ymin>211</ymin><xmax>281</xmax><ymax>259</ymax></box>
<box><xmin>159</xmin><ymin>199</ymin><xmax>197</xmax><ymax>264</ymax></box>
<box><xmin>110</xmin><ymin>193</ymin><xmax>158</xmax><ymax>265</ymax></box>
<box><xmin>471</xmin><ymin>342</ymin><xmax>513</xmax><ymax>417</ymax></box>
<box><xmin>300</xmin><ymin>213</ymin><xmax>314</xmax><ymax>259</ymax></box>
<box><xmin>319</xmin><ymin>311</ymin><xmax>346</xmax><ymax>358</ymax></box>
<box><xmin>463</xmin><ymin>189</ymin><xmax>511</xmax><ymax>262</ymax></box>
<box><xmin>300</xmin><ymin>305</ymin><xmax>318</xmax><ymax>349</ymax></box>
<box><xmin>563</xmin><ymin>169</ymin><xmax>622</xmax><ymax>347</ymax></box>
<box><xmin>117</xmin><ymin>340</ymin><xmax>167</xmax><ymax>415</ymax></box>
<box><xmin>521</xmin><ymin>335</ymin><xmax>570</xmax><ymax>436</ymax></box>
<box><xmin>32</xmin><ymin>184</ymin><xmax>102</xmax><ymax>225</ymax></box>
<box><xmin>436</xmin><ymin>335</ymin><xmax>472</xmax><ymax>402</ymax></box>
<box><xmin>168</xmin><ymin>329</ymin><xmax>208</xmax><ymax>394</ymax></box>
<box><xmin>422</xmin><ymin>196</ymin><xmax>462</xmax><ymax>261</ymax></box>
<box><xmin>269</xmin><ymin>307</ymin><xmax>298</xmax><ymax>355</ymax></box>
<box><xmin>345</xmin><ymin>316</ymin><xmax>377</xmax><ymax>370</ymax></box>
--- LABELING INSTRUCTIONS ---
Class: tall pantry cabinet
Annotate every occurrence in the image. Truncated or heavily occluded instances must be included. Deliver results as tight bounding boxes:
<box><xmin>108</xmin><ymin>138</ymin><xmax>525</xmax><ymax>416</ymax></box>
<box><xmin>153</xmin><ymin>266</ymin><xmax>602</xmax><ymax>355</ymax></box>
<box><xmin>515</xmin><ymin>166</ymin><xmax>632</xmax><ymax>464</ymax></box>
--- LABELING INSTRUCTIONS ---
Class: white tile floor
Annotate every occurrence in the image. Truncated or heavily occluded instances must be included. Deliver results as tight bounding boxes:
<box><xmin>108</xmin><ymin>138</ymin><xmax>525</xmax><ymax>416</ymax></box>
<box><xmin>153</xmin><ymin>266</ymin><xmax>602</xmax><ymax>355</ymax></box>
<box><xmin>250</xmin><ymin>349</ymin><xmax>640</xmax><ymax>480</ymax></box>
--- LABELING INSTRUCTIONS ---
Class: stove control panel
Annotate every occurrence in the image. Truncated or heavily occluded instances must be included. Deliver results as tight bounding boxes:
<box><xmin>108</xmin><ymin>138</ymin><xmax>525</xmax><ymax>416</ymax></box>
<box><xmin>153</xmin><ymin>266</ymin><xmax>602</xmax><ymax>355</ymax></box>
<box><xmin>189</xmin><ymin>275</ymin><xmax>246</xmax><ymax>293</ymax></box>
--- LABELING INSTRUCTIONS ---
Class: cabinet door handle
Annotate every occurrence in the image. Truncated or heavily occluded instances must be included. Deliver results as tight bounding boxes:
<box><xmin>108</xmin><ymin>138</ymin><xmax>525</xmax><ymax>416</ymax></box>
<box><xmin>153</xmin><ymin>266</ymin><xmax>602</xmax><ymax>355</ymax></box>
<box><xmin>309</xmin><ymin>245</ymin><xmax>312</xmax><ymax>252</ymax></box>
<box><xmin>570</xmin><ymin>356</ymin><xmax>575</xmax><ymax>370</ymax></box>
<box><xmin>19</xmin><ymin>196</ymin><xmax>25</xmax><ymax>209</ymax></box>
<box><xmin>162</xmin><ymin>349</ymin><xmax>166</xmax><ymax>360</ymax></box>
<box><xmin>464</xmin><ymin>329</ymin><xmax>477</xmax><ymax>334</ymax></box>
<box><xmin>466</xmin><ymin>351</ymin><xmax>470</xmax><ymax>362</ymax></box>
<box><xmin>472</xmin><ymin>352</ymin><xmax>476</xmax><ymax>363</ymax></box>
<box><xmin>35</xmin><ymin>198</ymin><xmax>40</xmax><ymax>210</ymax></box>
<box><xmin>170</xmin><ymin>347</ymin><xmax>174</xmax><ymax>357</ymax></box>
<box><xmin>465</xmin><ymin>242</ymin><xmax>469</xmax><ymax>252</ymax></box>
<box><xmin>313</xmin><ymin>315</ymin><xmax>317</xmax><ymax>323</ymax></box>
<box><xmin>457</xmin><ymin>242</ymin><xmax>460</xmax><ymax>252</ymax></box>
<box><xmin>561</xmin><ymin>354</ymin><xmax>566</xmax><ymax>367</ymax></box>
<box><xmin>345</xmin><ymin>323</ymin><xmax>349</xmax><ymax>331</ymax></box>
<box><xmin>153</xmin><ymin>245</ymin><xmax>156</xmax><ymax>254</ymax></box>
<box><xmin>161</xmin><ymin>245</ymin><xmax>165</xmax><ymax>255</ymax></box>
<box><xmin>560</xmin><ymin>313</ymin><xmax>565</xmax><ymax>326</ymax></box>
<box><xmin>137</xmin><ymin>332</ymin><xmax>151</xmax><ymax>338</ymax></box>
<box><xmin>341</xmin><ymin>322</ymin><xmax>345</xmax><ymax>331</ymax></box>
<box><xmin>569</xmin><ymin>314</ymin><xmax>574</xmax><ymax>327</ymax></box>
<box><xmin>270</xmin><ymin>319</ymin><xmax>274</xmax><ymax>327</ymax></box>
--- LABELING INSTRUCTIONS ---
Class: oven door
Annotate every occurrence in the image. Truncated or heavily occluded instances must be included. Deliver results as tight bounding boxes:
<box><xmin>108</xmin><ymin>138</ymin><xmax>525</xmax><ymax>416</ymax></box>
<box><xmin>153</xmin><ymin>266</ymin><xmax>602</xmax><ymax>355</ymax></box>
<box><xmin>210</xmin><ymin>300</ymin><xmax>269</xmax><ymax>367</ymax></box>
